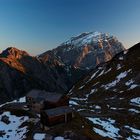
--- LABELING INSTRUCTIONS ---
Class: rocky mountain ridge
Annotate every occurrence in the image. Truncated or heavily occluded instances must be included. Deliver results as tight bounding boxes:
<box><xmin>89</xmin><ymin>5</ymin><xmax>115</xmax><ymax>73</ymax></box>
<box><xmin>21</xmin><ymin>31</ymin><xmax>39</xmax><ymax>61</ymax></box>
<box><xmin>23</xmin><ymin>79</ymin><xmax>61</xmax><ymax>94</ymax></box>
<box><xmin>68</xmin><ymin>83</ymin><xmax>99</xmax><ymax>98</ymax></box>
<box><xmin>39</xmin><ymin>31</ymin><xmax>124</xmax><ymax>69</ymax></box>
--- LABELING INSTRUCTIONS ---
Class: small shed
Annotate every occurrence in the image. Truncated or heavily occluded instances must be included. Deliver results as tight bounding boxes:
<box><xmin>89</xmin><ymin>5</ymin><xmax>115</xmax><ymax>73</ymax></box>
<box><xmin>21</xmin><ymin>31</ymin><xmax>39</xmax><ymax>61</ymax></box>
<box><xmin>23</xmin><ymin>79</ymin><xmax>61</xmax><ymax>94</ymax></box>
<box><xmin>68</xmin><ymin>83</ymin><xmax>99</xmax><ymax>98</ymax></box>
<box><xmin>26</xmin><ymin>89</ymin><xmax>69</xmax><ymax>112</ymax></box>
<box><xmin>41</xmin><ymin>106</ymin><xmax>74</xmax><ymax>126</ymax></box>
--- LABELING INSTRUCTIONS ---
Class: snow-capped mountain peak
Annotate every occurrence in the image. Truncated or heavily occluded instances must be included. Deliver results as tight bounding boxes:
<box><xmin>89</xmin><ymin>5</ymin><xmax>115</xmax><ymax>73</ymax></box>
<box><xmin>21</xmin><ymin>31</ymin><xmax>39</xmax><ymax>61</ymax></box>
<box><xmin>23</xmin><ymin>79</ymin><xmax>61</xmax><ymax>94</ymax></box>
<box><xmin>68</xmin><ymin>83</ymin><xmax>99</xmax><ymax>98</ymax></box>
<box><xmin>44</xmin><ymin>31</ymin><xmax>124</xmax><ymax>69</ymax></box>
<box><xmin>61</xmin><ymin>31</ymin><xmax>112</xmax><ymax>47</ymax></box>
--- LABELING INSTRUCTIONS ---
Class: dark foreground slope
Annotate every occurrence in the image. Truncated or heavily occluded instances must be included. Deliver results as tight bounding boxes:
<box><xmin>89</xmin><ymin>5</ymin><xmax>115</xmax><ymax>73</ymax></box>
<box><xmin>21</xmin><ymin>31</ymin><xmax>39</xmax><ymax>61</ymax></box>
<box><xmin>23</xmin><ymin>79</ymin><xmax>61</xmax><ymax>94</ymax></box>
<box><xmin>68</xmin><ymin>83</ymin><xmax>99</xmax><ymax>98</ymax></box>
<box><xmin>69</xmin><ymin>43</ymin><xmax>140</xmax><ymax>140</ymax></box>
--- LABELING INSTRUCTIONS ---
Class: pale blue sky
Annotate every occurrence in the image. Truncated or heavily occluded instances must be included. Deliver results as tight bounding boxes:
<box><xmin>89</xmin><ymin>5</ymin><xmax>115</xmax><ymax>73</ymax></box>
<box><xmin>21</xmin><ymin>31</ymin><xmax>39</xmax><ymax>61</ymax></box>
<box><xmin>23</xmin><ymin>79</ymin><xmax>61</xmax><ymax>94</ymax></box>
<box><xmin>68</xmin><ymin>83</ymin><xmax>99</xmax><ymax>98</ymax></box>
<box><xmin>0</xmin><ymin>0</ymin><xmax>140</xmax><ymax>55</ymax></box>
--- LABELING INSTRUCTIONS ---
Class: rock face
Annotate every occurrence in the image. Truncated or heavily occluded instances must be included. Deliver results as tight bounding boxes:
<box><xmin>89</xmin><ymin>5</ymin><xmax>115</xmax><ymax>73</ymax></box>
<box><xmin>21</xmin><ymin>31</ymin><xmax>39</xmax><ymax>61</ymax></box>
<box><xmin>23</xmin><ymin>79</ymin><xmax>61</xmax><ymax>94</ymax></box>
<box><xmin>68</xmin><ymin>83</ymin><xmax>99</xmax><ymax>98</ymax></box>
<box><xmin>0</xmin><ymin>31</ymin><xmax>125</xmax><ymax>103</ymax></box>
<box><xmin>39</xmin><ymin>31</ymin><xmax>124</xmax><ymax>69</ymax></box>
<box><xmin>69</xmin><ymin>43</ymin><xmax>140</xmax><ymax>140</ymax></box>
<box><xmin>0</xmin><ymin>47</ymin><xmax>69</xmax><ymax>103</ymax></box>
<box><xmin>1</xmin><ymin>115</ymin><xmax>10</xmax><ymax>124</ymax></box>
<box><xmin>0</xmin><ymin>54</ymin><xmax>43</xmax><ymax>103</ymax></box>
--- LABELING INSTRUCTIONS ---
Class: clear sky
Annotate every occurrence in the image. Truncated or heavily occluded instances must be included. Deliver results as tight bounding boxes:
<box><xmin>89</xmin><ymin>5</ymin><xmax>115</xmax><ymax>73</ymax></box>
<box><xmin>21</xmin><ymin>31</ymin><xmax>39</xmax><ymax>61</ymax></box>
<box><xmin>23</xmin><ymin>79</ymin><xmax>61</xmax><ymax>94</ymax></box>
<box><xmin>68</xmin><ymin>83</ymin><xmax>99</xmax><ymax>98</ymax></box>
<box><xmin>0</xmin><ymin>0</ymin><xmax>140</xmax><ymax>55</ymax></box>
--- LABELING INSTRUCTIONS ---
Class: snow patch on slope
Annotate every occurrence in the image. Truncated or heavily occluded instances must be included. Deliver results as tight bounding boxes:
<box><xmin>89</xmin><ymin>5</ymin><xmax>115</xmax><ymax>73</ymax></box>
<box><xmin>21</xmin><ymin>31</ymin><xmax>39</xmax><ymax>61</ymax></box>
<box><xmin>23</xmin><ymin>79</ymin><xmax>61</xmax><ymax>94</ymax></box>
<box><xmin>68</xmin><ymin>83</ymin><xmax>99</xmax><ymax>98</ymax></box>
<box><xmin>0</xmin><ymin>97</ymin><xmax>26</xmax><ymax>108</ymax></box>
<box><xmin>117</xmin><ymin>64</ymin><xmax>122</xmax><ymax>70</ymax></box>
<box><xmin>125</xmin><ymin>125</ymin><xmax>140</xmax><ymax>140</ymax></box>
<box><xmin>128</xmin><ymin>84</ymin><xmax>139</xmax><ymax>90</ymax></box>
<box><xmin>130</xmin><ymin>97</ymin><xmax>140</xmax><ymax>107</ymax></box>
<box><xmin>0</xmin><ymin>111</ymin><xmax>28</xmax><ymax>140</ymax></box>
<box><xmin>102</xmin><ymin>71</ymin><xmax>129</xmax><ymax>90</ymax></box>
<box><xmin>125</xmin><ymin>79</ymin><xmax>134</xmax><ymax>86</ymax></box>
<box><xmin>54</xmin><ymin>136</ymin><xmax>64</xmax><ymax>140</ymax></box>
<box><xmin>129</xmin><ymin>108</ymin><xmax>140</xmax><ymax>114</ymax></box>
<box><xmin>86</xmin><ymin>70</ymin><xmax>99</xmax><ymax>83</ymax></box>
<box><xmin>86</xmin><ymin>117</ymin><xmax>121</xmax><ymax>140</ymax></box>
<box><xmin>33</xmin><ymin>133</ymin><xmax>46</xmax><ymax>140</ymax></box>
<box><xmin>69</xmin><ymin>100</ymin><xmax>79</xmax><ymax>106</ymax></box>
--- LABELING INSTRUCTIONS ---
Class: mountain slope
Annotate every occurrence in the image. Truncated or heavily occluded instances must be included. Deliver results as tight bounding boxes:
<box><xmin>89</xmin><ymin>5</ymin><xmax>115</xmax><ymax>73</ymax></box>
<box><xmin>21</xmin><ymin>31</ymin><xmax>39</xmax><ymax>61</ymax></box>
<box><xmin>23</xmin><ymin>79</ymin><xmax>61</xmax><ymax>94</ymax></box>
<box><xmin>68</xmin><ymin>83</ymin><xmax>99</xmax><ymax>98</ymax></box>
<box><xmin>69</xmin><ymin>43</ymin><xmax>140</xmax><ymax>139</ymax></box>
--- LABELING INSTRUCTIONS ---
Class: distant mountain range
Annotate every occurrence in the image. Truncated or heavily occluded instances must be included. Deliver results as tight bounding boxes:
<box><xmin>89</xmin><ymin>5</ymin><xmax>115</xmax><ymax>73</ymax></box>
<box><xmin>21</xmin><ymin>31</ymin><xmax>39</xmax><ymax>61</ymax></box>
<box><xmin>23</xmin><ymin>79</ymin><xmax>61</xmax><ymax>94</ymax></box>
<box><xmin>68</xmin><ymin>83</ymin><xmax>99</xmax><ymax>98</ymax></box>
<box><xmin>0</xmin><ymin>31</ymin><xmax>124</xmax><ymax>103</ymax></box>
<box><xmin>69</xmin><ymin>43</ymin><xmax>140</xmax><ymax>139</ymax></box>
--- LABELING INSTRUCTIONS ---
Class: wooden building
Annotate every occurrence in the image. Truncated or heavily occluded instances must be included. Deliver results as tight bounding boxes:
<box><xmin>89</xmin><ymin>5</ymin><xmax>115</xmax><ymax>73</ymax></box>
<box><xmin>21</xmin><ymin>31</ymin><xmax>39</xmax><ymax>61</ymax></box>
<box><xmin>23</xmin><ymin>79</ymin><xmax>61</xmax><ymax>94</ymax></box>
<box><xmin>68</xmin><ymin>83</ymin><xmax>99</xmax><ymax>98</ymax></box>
<box><xmin>26</xmin><ymin>89</ymin><xmax>69</xmax><ymax>112</ymax></box>
<box><xmin>40</xmin><ymin>106</ymin><xmax>74</xmax><ymax>127</ymax></box>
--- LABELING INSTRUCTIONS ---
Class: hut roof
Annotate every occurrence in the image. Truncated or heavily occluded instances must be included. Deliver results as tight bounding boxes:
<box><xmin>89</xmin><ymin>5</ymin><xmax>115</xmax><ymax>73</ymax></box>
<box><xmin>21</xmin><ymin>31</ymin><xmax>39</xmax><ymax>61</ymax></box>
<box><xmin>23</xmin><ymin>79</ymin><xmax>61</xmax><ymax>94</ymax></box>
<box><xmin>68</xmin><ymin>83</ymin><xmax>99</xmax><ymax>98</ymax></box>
<box><xmin>43</xmin><ymin>106</ymin><xmax>73</xmax><ymax>117</ymax></box>
<box><xmin>26</xmin><ymin>89</ymin><xmax>64</xmax><ymax>103</ymax></box>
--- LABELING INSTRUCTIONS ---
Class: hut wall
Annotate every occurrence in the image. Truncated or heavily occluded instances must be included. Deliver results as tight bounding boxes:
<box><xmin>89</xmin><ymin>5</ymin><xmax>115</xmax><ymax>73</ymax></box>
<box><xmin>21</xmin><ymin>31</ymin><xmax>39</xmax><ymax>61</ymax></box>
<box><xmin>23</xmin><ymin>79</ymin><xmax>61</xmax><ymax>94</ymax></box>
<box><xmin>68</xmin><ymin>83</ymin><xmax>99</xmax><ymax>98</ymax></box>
<box><xmin>44</xmin><ymin>95</ymin><xmax>69</xmax><ymax>110</ymax></box>
<box><xmin>41</xmin><ymin>112</ymin><xmax>49</xmax><ymax>126</ymax></box>
<box><xmin>32</xmin><ymin>103</ymin><xmax>44</xmax><ymax>113</ymax></box>
<box><xmin>41</xmin><ymin>112</ymin><xmax>73</xmax><ymax>126</ymax></box>
<box><xmin>58</xmin><ymin>96</ymin><xmax>69</xmax><ymax>106</ymax></box>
